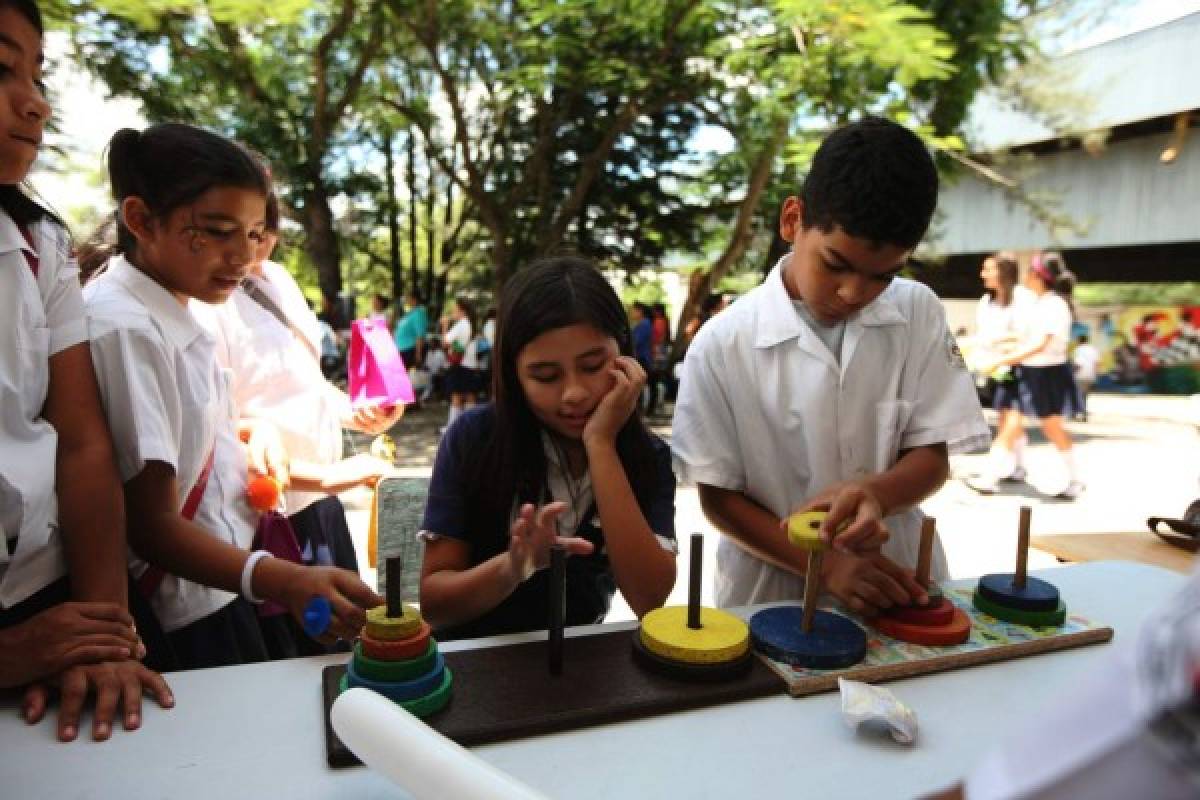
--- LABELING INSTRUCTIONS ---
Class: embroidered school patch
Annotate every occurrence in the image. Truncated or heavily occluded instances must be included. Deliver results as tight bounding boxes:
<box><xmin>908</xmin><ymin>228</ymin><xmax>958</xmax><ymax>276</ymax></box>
<box><xmin>946</xmin><ymin>332</ymin><xmax>967</xmax><ymax>370</ymax></box>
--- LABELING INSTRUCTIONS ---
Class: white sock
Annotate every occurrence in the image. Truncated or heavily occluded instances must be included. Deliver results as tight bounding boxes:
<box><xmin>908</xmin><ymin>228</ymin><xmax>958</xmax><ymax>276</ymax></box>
<box><xmin>1013</xmin><ymin>435</ymin><xmax>1028</xmax><ymax>468</ymax></box>
<box><xmin>989</xmin><ymin>448</ymin><xmax>1017</xmax><ymax>479</ymax></box>
<box><xmin>1060</xmin><ymin>448</ymin><xmax>1079</xmax><ymax>483</ymax></box>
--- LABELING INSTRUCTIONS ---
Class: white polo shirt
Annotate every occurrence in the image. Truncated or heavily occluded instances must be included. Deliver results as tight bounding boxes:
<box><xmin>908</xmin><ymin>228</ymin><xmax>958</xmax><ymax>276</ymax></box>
<box><xmin>975</xmin><ymin>286</ymin><xmax>1035</xmax><ymax>356</ymax></box>
<box><xmin>445</xmin><ymin>318</ymin><xmax>476</xmax><ymax>369</ymax></box>
<box><xmin>198</xmin><ymin>260</ymin><xmax>347</xmax><ymax>515</ymax></box>
<box><xmin>0</xmin><ymin>212</ymin><xmax>87</xmax><ymax>607</ymax></box>
<box><xmin>85</xmin><ymin>256</ymin><xmax>236</xmax><ymax>632</ymax></box>
<box><xmin>1022</xmin><ymin>292</ymin><xmax>1072</xmax><ymax>367</ymax></box>
<box><xmin>673</xmin><ymin>259</ymin><xmax>991</xmax><ymax>607</ymax></box>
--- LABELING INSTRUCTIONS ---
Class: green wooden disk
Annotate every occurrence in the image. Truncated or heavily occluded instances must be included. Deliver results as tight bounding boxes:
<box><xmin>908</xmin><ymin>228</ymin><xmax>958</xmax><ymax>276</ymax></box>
<box><xmin>339</xmin><ymin>666</ymin><xmax>453</xmax><ymax>719</ymax></box>
<box><xmin>972</xmin><ymin>589</ymin><xmax>1067</xmax><ymax>627</ymax></box>
<box><xmin>352</xmin><ymin>640</ymin><xmax>438</xmax><ymax>683</ymax></box>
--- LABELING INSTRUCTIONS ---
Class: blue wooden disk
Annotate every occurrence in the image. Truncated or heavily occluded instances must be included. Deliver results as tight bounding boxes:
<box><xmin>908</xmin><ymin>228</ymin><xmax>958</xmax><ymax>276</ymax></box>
<box><xmin>346</xmin><ymin>651</ymin><xmax>445</xmax><ymax>702</ymax></box>
<box><xmin>749</xmin><ymin>606</ymin><xmax>867</xmax><ymax>669</ymax></box>
<box><xmin>977</xmin><ymin>573</ymin><xmax>1060</xmax><ymax>612</ymax></box>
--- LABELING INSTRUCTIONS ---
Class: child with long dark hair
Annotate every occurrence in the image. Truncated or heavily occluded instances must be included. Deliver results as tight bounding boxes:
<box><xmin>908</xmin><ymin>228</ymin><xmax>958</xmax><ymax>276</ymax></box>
<box><xmin>84</xmin><ymin>122</ymin><xmax>381</xmax><ymax>670</ymax></box>
<box><xmin>419</xmin><ymin>256</ymin><xmax>677</xmax><ymax>639</ymax></box>
<box><xmin>0</xmin><ymin>0</ymin><xmax>171</xmax><ymax>741</ymax></box>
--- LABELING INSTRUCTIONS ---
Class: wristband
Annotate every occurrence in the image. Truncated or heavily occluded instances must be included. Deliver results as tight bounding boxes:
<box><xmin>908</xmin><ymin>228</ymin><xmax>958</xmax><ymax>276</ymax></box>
<box><xmin>240</xmin><ymin>550</ymin><xmax>273</xmax><ymax>604</ymax></box>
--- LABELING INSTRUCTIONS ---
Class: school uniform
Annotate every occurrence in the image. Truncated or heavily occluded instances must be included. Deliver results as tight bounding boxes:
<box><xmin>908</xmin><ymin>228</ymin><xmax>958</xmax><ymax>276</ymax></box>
<box><xmin>0</xmin><ymin>213</ymin><xmax>85</xmax><ymax>613</ymax></box>
<box><xmin>1017</xmin><ymin>292</ymin><xmax>1079</xmax><ymax>419</ymax></box>
<box><xmin>85</xmin><ymin>255</ymin><xmax>268</xmax><ymax>670</ymax></box>
<box><xmin>976</xmin><ymin>286</ymin><xmax>1035</xmax><ymax>411</ymax></box>
<box><xmin>198</xmin><ymin>264</ymin><xmax>359</xmax><ymax>656</ymax></box>
<box><xmin>444</xmin><ymin>318</ymin><xmax>475</xmax><ymax>394</ymax></box>
<box><xmin>421</xmin><ymin>405</ymin><xmax>677</xmax><ymax>640</ymax></box>
<box><xmin>672</xmin><ymin>258</ymin><xmax>990</xmax><ymax>608</ymax></box>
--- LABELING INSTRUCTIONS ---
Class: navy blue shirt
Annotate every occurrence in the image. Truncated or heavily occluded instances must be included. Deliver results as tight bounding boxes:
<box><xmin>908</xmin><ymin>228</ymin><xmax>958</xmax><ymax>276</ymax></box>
<box><xmin>632</xmin><ymin>318</ymin><xmax>653</xmax><ymax>368</ymax></box>
<box><xmin>421</xmin><ymin>405</ymin><xmax>676</xmax><ymax>640</ymax></box>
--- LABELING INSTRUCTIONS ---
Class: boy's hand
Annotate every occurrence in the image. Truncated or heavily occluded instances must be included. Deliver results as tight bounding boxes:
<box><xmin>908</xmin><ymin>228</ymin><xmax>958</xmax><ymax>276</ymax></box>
<box><xmin>506</xmin><ymin>502</ymin><xmax>595</xmax><ymax>584</ymax></box>
<box><xmin>797</xmin><ymin>482</ymin><xmax>889</xmax><ymax>552</ymax></box>
<box><xmin>821</xmin><ymin>550</ymin><xmax>927</xmax><ymax>616</ymax></box>
<box><xmin>582</xmin><ymin>356</ymin><xmax>645</xmax><ymax>447</ymax></box>
<box><xmin>0</xmin><ymin>602</ymin><xmax>141</xmax><ymax>688</ymax></box>
<box><xmin>22</xmin><ymin>660</ymin><xmax>174</xmax><ymax>742</ymax></box>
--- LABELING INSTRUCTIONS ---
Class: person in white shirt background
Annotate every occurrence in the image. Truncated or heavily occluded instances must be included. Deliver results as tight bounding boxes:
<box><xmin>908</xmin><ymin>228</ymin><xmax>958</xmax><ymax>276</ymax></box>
<box><xmin>201</xmin><ymin>188</ymin><xmax>398</xmax><ymax>655</ymax></box>
<box><xmin>0</xmin><ymin>0</ymin><xmax>170</xmax><ymax>743</ymax></box>
<box><xmin>84</xmin><ymin>122</ymin><xmax>381</xmax><ymax>673</ymax></box>
<box><xmin>673</xmin><ymin>116</ymin><xmax>990</xmax><ymax>614</ymax></box>
<box><xmin>965</xmin><ymin>253</ymin><xmax>1036</xmax><ymax>493</ymax></box>
<box><xmin>442</xmin><ymin>296</ymin><xmax>477</xmax><ymax>430</ymax></box>
<box><xmin>1072</xmin><ymin>333</ymin><xmax>1100</xmax><ymax>422</ymax></box>
<box><xmin>975</xmin><ymin>252</ymin><xmax>1084</xmax><ymax>500</ymax></box>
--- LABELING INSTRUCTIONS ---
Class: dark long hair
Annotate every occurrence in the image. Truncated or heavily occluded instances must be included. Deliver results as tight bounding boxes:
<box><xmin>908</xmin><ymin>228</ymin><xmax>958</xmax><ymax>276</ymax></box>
<box><xmin>984</xmin><ymin>252</ymin><xmax>1018</xmax><ymax>306</ymax></box>
<box><xmin>465</xmin><ymin>255</ymin><xmax>658</xmax><ymax>528</ymax></box>
<box><xmin>0</xmin><ymin>0</ymin><xmax>55</xmax><ymax>228</ymax></box>
<box><xmin>107</xmin><ymin>123</ymin><xmax>267</xmax><ymax>258</ymax></box>
<box><xmin>1032</xmin><ymin>251</ymin><xmax>1076</xmax><ymax>317</ymax></box>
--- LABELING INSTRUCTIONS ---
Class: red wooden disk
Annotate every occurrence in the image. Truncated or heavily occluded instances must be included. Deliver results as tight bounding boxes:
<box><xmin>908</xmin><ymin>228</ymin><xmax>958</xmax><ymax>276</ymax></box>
<box><xmin>873</xmin><ymin>608</ymin><xmax>971</xmax><ymax>646</ymax></box>
<box><xmin>884</xmin><ymin>597</ymin><xmax>955</xmax><ymax>626</ymax></box>
<box><xmin>360</xmin><ymin>622</ymin><xmax>432</xmax><ymax>661</ymax></box>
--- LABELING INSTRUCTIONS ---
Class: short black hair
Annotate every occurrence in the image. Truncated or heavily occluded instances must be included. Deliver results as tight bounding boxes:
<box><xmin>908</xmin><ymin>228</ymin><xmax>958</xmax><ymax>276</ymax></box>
<box><xmin>800</xmin><ymin>116</ymin><xmax>938</xmax><ymax>249</ymax></box>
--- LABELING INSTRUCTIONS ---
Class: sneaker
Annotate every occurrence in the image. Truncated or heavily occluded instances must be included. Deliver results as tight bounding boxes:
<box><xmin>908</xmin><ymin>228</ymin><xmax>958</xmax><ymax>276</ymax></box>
<box><xmin>998</xmin><ymin>466</ymin><xmax>1027</xmax><ymax>484</ymax></box>
<box><xmin>964</xmin><ymin>475</ymin><xmax>998</xmax><ymax>495</ymax></box>
<box><xmin>1053</xmin><ymin>481</ymin><xmax>1085</xmax><ymax>501</ymax></box>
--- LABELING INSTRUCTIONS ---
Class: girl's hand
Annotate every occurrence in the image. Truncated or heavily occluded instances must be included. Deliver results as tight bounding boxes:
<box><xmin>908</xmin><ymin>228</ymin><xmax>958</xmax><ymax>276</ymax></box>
<box><xmin>0</xmin><ymin>602</ymin><xmax>141</xmax><ymax>689</ymax></box>
<box><xmin>582</xmin><ymin>356</ymin><xmax>645</xmax><ymax>447</ymax></box>
<box><xmin>320</xmin><ymin>454</ymin><xmax>392</xmax><ymax>494</ymax></box>
<box><xmin>22</xmin><ymin>660</ymin><xmax>174</xmax><ymax>743</ymax></box>
<box><xmin>506</xmin><ymin>502</ymin><xmax>595</xmax><ymax>584</ymax></box>
<box><xmin>820</xmin><ymin>550</ymin><xmax>927</xmax><ymax>616</ymax></box>
<box><xmin>347</xmin><ymin>403</ymin><xmax>405</xmax><ymax>435</ymax></box>
<box><xmin>257</xmin><ymin>561</ymin><xmax>383</xmax><ymax>642</ymax></box>
<box><xmin>245</xmin><ymin>420</ymin><xmax>290</xmax><ymax>487</ymax></box>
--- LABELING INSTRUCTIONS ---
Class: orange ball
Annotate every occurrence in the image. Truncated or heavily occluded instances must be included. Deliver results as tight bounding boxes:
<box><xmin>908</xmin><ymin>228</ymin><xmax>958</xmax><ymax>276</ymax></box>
<box><xmin>245</xmin><ymin>475</ymin><xmax>281</xmax><ymax>512</ymax></box>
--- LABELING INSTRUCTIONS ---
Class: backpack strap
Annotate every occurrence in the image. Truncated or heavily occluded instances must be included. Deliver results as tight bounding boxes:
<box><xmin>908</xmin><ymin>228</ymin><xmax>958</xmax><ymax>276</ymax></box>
<box><xmin>136</xmin><ymin>447</ymin><xmax>216</xmax><ymax>599</ymax></box>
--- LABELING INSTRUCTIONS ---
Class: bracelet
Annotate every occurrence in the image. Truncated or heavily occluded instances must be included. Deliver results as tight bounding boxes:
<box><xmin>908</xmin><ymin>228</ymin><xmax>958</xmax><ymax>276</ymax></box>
<box><xmin>240</xmin><ymin>550</ymin><xmax>273</xmax><ymax>604</ymax></box>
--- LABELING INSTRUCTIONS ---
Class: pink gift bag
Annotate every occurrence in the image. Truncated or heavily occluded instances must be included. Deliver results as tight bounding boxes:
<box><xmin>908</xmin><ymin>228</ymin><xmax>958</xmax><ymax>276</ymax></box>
<box><xmin>349</xmin><ymin>317</ymin><xmax>415</xmax><ymax>408</ymax></box>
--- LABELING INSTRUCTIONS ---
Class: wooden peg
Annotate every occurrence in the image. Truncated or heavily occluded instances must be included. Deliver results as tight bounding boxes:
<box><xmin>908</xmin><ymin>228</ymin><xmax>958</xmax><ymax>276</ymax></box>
<box><xmin>549</xmin><ymin>545</ymin><xmax>566</xmax><ymax>676</ymax></box>
<box><xmin>916</xmin><ymin>517</ymin><xmax>936</xmax><ymax>587</ymax></box>
<box><xmin>801</xmin><ymin>550</ymin><xmax>823</xmax><ymax>634</ymax></box>
<box><xmin>386</xmin><ymin>555</ymin><xmax>403</xmax><ymax>618</ymax></box>
<box><xmin>687</xmin><ymin>533</ymin><xmax>703</xmax><ymax>630</ymax></box>
<box><xmin>1015</xmin><ymin>506</ymin><xmax>1031</xmax><ymax>590</ymax></box>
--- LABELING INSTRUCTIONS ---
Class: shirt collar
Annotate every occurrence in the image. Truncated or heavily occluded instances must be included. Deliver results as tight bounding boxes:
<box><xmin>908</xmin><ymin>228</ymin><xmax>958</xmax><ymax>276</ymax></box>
<box><xmin>106</xmin><ymin>255</ymin><xmax>208</xmax><ymax>351</ymax></box>
<box><xmin>0</xmin><ymin>211</ymin><xmax>38</xmax><ymax>260</ymax></box>
<box><xmin>754</xmin><ymin>255</ymin><xmax>907</xmax><ymax>349</ymax></box>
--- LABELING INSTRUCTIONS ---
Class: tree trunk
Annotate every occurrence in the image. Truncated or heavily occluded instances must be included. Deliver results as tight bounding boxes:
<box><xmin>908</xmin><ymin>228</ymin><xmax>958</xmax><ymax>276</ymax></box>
<box><xmin>406</xmin><ymin>132</ymin><xmax>420</xmax><ymax>301</ymax></box>
<box><xmin>384</xmin><ymin>129</ymin><xmax>403</xmax><ymax>302</ymax></box>
<box><xmin>303</xmin><ymin>179</ymin><xmax>343</xmax><ymax>312</ymax></box>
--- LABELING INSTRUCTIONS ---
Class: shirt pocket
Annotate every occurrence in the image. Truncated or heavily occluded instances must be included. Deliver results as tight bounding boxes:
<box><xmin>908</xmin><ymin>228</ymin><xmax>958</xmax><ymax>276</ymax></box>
<box><xmin>16</xmin><ymin>324</ymin><xmax>51</xmax><ymax>416</ymax></box>
<box><xmin>873</xmin><ymin>399</ymin><xmax>914</xmax><ymax>473</ymax></box>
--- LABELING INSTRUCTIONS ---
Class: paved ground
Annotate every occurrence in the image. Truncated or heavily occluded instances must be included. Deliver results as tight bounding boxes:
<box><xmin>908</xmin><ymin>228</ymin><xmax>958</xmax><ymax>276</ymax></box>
<box><xmin>341</xmin><ymin>394</ymin><xmax>1200</xmax><ymax>622</ymax></box>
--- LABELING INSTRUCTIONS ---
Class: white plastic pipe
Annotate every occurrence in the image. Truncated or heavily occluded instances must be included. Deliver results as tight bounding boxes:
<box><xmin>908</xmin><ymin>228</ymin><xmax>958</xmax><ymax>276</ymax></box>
<box><xmin>330</xmin><ymin>688</ymin><xmax>550</xmax><ymax>800</ymax></box>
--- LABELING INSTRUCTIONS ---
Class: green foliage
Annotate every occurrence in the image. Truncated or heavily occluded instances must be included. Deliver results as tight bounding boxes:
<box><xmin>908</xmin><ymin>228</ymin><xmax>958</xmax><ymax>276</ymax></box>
<box><xmin>1076</xmin><ymin>283</ymin><xmax>1200</xmax><ymax>308</ymax></box>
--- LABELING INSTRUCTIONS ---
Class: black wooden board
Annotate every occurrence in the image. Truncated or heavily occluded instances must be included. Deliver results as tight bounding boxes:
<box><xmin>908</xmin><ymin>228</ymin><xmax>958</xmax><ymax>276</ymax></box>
<box><xmin>322</xmin><ymin>628</ymin><xmax>785</xmax><ymax>767</ymax></box>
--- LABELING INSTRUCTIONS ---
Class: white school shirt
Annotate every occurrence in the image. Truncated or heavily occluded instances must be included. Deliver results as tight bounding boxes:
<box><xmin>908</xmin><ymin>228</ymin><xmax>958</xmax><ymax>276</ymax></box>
<box><xmin>975</xmin><ymin>286</ymin><xmax>1035</xmax><ymax>358</ymax></box>
<box><xmin>0</xmin><ymin>213</ymin><xmax>87</xmax><ymax>607</ymax></box>
<box><xmin>445</xmin><ymin>318</ymin><xmax>477</xmax><ymax>369</ymax></box>
<box><xmin>198</xmin><ymin>260</ymin><xmax>348</xmax><ymax>515</ymax></box>
<box><xmin>1073</xmin><ymin>343</ymin><xmax>1100</xmax><ymax>382</ymax></box>
<box><xmin>672</xmin><ymin>259</ymin><xmax>991</xmax><ymax>608</ymax></box>
<box><xmin>1021</xmin><ymin>292</ymin><xmax>1072</xmax><ymax>367</ymax></box>
<box><xmin>85</xmin><ymin>256</ymin><xmax>236</xmax><ymax>631</ymax></box>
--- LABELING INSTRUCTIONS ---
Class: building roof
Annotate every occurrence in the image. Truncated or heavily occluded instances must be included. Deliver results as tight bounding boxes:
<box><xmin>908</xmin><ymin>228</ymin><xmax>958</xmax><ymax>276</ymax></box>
<box><xmin>966</xmin><ymin>11</ymin><xmax>1200</xmax><ymax>151</ymax></box>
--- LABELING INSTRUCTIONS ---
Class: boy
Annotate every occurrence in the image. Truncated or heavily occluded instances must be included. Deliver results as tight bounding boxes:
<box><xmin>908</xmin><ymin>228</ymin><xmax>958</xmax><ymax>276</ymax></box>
<box><xmin>672</xmin><ymin>117</ymin><xmax>989</xmax><ymax>614</ymax></box>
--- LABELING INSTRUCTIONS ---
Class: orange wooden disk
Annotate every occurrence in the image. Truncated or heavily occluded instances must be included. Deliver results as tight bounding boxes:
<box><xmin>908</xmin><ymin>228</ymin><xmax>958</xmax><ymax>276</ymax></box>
<box><xmin>884</xmin><ymin>597</ymin><xmax>955</xmax><ymax>626</ymax></box>
<box><xmin>360</xmin><ymin>622</ymin><xmax>432</xmax><ymax>661</ymax></box>
<box><xmin>873</xmin><ymin>607</ymin><xmax>971</xmax><ymax>646</ymax></box>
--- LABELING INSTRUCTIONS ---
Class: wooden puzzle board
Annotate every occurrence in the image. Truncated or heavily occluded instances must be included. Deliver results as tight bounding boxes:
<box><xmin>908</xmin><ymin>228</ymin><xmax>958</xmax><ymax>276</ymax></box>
<box><xmin>322</xmin><ymin>628</ymin><xmax>784</xmax><ymax>767</ymax></box>
<box><xmin>759</xmin><ymin>587</ymin><xmax>1114</xmax><ymax>696</ymax></box>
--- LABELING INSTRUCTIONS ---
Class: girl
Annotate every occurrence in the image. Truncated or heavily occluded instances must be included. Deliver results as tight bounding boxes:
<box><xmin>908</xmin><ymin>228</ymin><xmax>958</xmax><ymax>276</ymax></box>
<box><xmin>966</xmin><ymin>253</ymin><xmax>1035</xmax><ymax>494</ymax></box>
<box><xmin>84</xmin><ymin>122</ymin><xmax>381</xmax><ymax>670</ymax></box>
<box><xmin>204</xmin><ymin>189</ymin><xmax>398</xmax><ymax>656</ymax></box>
<box><xmin>419</xmin><ymin>256</ymin><xmax>677</xmax><ymax>640</ymax></box>
<box><xmin>442</xmin><ymin>296</ymin><xmax>475</xmax><ymax>430</ymax></box>
<box><xmin>979</xmin><ymin>252</ymin><xmax>1083</xmax><ymax>500</ymax></box>
<box><xmin>0</xmin><ymin>0</ymin><xmax>171</xmax><ymax>743</ymax></box>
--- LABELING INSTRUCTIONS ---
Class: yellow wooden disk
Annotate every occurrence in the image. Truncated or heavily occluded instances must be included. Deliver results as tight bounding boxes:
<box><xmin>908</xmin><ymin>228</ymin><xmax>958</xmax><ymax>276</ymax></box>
<box><xmin>639</xmin><ymin>606</ymin><xmax>749</xmax><ymax>665</ymax></box>
<box><xmin>787</xmin><ymin>511</ymin><xmax>830</xmax><ymax>551</ymax></box>
<box><xmin>364</xmin><ymin>604</ymin><xmax>423</xmax><ymax>640</ymax></box>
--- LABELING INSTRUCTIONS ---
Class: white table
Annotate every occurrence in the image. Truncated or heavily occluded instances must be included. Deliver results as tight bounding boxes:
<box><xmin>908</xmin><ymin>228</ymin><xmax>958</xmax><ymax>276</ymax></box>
<box><xmin>0</xmin><ymin>562</ymin><xmax>1184</xmax><ymax>799</ymax></box>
